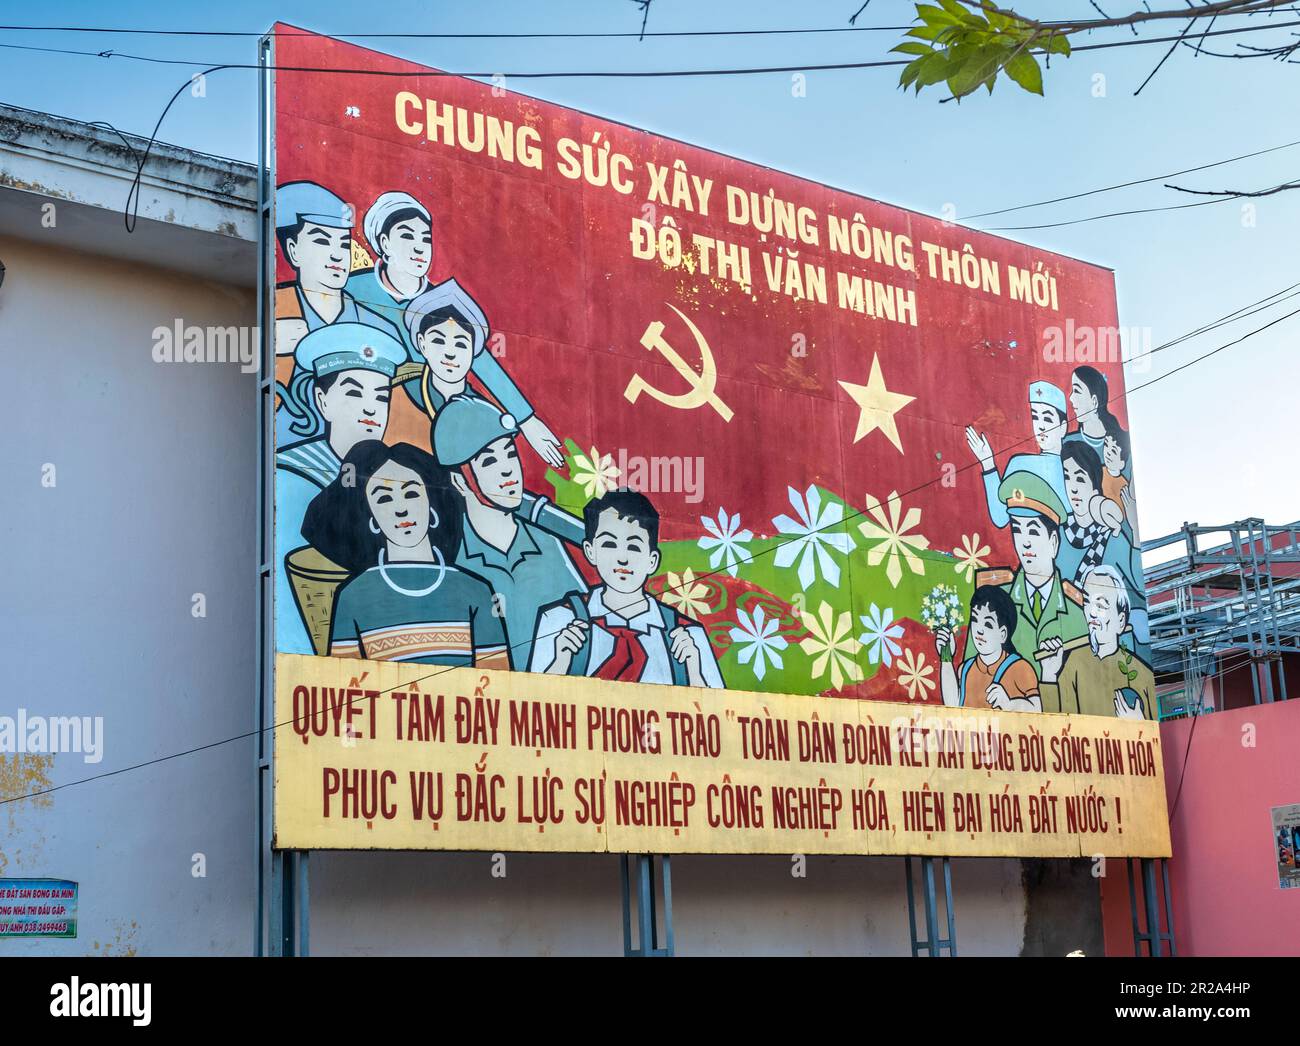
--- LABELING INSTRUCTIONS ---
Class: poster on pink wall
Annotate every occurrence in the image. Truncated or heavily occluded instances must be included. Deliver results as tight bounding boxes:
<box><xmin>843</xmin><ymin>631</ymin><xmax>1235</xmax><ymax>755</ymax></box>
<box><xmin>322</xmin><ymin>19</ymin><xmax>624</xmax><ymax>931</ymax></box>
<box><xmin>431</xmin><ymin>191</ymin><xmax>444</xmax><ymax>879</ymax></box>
<box><xmin>1272</xmin><ymin>804</ymin><xmax>1300</xmax><ymax>889</ymax></box>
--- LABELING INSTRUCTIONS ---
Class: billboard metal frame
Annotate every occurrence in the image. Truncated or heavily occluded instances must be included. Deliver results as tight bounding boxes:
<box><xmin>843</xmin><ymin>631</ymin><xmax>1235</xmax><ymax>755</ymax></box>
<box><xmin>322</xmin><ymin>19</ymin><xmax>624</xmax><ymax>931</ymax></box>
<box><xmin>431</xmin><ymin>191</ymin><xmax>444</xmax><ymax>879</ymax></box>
<box><xmin>257</xmin><ymin>29</ymin><xmax>311</xmax><ymax>958</ymax></box>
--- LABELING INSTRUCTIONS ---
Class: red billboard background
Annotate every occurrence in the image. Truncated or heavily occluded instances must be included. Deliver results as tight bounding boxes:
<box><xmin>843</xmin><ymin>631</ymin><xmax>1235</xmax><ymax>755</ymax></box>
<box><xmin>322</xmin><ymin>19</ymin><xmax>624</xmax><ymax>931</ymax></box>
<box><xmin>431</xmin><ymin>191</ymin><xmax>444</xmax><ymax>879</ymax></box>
<box><xmin>272</xmin><ymin>26</ymin><xmax>1142</xmax><ymax>708</ymax></box>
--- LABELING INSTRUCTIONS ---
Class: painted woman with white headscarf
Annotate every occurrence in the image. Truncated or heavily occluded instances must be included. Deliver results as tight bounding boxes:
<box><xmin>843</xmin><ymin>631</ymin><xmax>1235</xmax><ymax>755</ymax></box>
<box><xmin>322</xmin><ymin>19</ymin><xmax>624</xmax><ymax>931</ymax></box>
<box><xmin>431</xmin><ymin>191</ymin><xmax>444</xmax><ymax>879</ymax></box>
<box><xmin>345</xmin><ymin>190</ymin><xmax>435</xmax><ymax>346</ymax></box>
<box><xmin>402</xmin><ymin>277</ymin><xmax>564</xmax><ymax>469</ymax></box>
<box><xmin>347</xmin><ymin>191</ymin><xmax>564</xmax><ymax>469</ymax></box>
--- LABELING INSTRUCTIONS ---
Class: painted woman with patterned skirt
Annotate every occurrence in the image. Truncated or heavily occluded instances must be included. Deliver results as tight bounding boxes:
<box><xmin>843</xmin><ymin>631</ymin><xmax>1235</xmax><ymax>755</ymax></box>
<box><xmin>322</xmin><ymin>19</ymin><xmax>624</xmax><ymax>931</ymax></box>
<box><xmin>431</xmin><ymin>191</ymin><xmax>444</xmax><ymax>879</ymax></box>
<box><xmin>302</xmin><ymin>440</ymin><xmax>509</xmax><ymax>669</ymax></box>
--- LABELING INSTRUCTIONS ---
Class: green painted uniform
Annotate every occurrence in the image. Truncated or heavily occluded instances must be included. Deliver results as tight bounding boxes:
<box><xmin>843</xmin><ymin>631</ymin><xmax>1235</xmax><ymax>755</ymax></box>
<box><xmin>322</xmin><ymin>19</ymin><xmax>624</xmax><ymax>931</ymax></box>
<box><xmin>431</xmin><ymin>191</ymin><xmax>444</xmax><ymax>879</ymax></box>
<box><xmin>1041</xmin><ymin>645</ymin><xmax>1155</xmax><ymax>718</ymax></box>
<box><xmin>967</xmin><ymin>569</ymin><xmax>1086</xmax><ymax>683</ymax></box>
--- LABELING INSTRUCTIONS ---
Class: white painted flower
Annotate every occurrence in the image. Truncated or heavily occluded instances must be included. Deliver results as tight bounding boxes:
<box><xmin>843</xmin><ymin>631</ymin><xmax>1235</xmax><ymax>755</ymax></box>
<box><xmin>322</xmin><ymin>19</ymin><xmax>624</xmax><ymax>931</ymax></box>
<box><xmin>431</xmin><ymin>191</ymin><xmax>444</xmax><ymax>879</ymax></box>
<box><xmin>897</xmin><ymin>648</ymin><xmax>935</xmax><ymax>701</ymax></box>
<box><xmin>699</xmin><ymin>507</ymin><xmax>754</xmax><ymax>577</ymax></box>
<box><xmin>858</xmin><ymin>603</ymin><xmax>905</xmax><ymax>668</ymax></box>
<box><xmin>772</xmin><ymin>485</ymin><xmax>855</xmax><ymax>590</ymax></box>
<box><xmin>662</xmin><ymin>568</ymin><xmax>713</xmax><ymax>620</ymax></box>
<box><xmin>571</xmin><ymin>446</ymin><xmax>620</xmax><ymax>499</ymax></box>
<box><xmin>799</xmin><ymin>601</ymin><xmax>864</xmax><ymax>690</ymax></box>
<box><xmin>728</xmin><ymin>605</ymin><xmax>788</xmax><ymax>682</ymax></box>
<box><xmin>859</xmin><ymin>489</ymin><xmax>929</xmax><ymax>588</ymax></box>
<box><xmin>952</xmin><ymin>532</ymin><xmax>991</xmax><ymax>584</ymax></box>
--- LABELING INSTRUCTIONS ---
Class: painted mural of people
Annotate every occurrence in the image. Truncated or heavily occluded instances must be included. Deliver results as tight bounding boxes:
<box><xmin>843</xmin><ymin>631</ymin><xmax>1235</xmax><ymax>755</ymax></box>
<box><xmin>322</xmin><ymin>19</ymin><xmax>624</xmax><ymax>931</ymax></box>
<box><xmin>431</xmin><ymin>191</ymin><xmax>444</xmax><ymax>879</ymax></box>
<box><xmin>968</xmin><ymin>457</ymin><xmax>1087</xmax><ymax>680</ymax></box>
<box><xmin>1102</xmin><ymin>424</ymin><xmax>1139</xmax><ymax>538</ymax></box>
<box><xmin>1058</xmin><ymin>438</ymin><xmax>1148</xmax><ymax>644</ymax></box>
<box><xmin>404</xmin><ymin>279</ymin><xmax>565</xmax><ymax>469</ymax></box>
<box><xmin>966</xmin><ymin>380</ymin><xmax>1070</xmax><ymax>531</ymax></box>
<box><xmin>274</xmin><ymin>181</ymin><xmax>392</xmax><ymax>443</ymax></box>
<box><xmin>936</xmin><ymin>585</ymin><xmax>1040</xmax><ymax>712</ymax></box>
<box><xmin>344</xmin><ymin>191</ymin><xmax>435</xmax><ymax>351</ymax></box>
<box><xmin>1039</xmin><ymin>565</ymin><xmax>1154</xmax><ymax>719</ymax></box>
<box><xmin>1068</xmin><ymin>365</ymin><xmax>1131</xmax><ymax>481</ymax></box>
<box><xmin>302</xmin><ymin>441</ymin><xmax>509</xmax><ymax>668</ymax></box>
<box><xmin>531</xmin><ymin>490</ymin><xmax>725</xmax><ymax>688</ymax></box>
<box><xmin>275</xmin><ymin>323</ymin><xmax>407</xmax><ymax>654</ymax></box>
<box><xmin>274</xmin><ymin>182</ymin><xmax>389</xmax><ymax>352</ymax></box>
<box><xmin>432</xmin><ymin>394</ymin><xmax>587</xmax><ymax>670</ymax></box>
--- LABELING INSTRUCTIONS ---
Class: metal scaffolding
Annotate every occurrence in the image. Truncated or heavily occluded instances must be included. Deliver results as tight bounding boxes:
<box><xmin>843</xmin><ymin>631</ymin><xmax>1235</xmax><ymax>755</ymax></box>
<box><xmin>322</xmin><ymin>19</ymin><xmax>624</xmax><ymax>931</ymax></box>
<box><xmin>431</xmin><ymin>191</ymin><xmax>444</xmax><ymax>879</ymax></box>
<box><xmin>1141</xmin><ymin>519</ymin><xmax>1300</xmax><ymax>718</ymax></box>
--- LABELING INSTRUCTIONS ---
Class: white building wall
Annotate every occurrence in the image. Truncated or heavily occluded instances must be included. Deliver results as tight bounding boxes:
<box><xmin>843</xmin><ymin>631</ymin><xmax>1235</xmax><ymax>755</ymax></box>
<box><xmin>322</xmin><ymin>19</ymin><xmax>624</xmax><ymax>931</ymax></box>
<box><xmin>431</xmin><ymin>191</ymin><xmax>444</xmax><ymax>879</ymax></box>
<box><xmin>2</xmin><ymin>234</ymin><xmax>257</xmax><ymax>956</ymax></box>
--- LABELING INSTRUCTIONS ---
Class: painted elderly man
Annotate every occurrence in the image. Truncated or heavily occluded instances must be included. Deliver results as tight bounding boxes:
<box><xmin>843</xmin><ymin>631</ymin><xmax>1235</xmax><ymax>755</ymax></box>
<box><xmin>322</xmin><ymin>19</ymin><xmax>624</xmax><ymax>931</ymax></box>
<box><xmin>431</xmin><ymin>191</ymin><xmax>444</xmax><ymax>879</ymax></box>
<box><xmin>1038</xmin><ymin>565</ymin><xmax>1155</xmax><ymax>719</ymax></box>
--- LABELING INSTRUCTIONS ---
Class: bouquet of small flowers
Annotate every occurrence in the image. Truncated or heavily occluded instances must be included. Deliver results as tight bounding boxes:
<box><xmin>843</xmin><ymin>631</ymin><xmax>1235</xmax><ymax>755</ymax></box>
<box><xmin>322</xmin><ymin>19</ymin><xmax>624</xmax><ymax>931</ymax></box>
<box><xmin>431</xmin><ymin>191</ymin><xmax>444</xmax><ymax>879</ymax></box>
<box><xmin>920</xmin><ymin>583</ymin><xmax>964</xmax><ymax>662</ymax></box>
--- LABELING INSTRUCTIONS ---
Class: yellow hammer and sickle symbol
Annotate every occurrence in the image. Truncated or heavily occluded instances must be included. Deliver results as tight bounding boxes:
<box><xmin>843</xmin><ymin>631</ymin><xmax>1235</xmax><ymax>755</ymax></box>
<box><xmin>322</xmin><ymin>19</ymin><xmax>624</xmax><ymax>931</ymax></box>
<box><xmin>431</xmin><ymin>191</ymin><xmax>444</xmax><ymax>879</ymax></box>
<box><xmin>623</xmin><ymin>303</ymin><xmax>734</xmax><ymax>423</ymax></box>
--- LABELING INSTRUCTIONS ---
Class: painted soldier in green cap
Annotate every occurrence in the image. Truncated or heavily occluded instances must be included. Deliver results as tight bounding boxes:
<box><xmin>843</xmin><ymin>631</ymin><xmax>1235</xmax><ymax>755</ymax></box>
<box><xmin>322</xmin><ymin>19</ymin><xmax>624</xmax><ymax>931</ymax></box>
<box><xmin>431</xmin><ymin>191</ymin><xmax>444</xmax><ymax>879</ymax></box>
<box><xmin>968</xmin><ymin>455</ymin><xmax>1087</xmax><ymax>684</ymax></box>
<box><xmin>433</xmin><ymin>394</ymin><xmax>587</xmax><ymax>670</ymax></box>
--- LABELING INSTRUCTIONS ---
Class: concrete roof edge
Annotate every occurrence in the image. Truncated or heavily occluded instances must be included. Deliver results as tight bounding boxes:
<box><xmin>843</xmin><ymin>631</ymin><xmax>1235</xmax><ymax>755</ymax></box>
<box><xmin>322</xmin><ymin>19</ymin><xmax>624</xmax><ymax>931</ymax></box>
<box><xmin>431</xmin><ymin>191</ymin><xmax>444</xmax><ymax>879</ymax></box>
<box><xmin>0</xmin><ymin>101</ymin><xmax>257</xmax><ymax>238</ymax></box>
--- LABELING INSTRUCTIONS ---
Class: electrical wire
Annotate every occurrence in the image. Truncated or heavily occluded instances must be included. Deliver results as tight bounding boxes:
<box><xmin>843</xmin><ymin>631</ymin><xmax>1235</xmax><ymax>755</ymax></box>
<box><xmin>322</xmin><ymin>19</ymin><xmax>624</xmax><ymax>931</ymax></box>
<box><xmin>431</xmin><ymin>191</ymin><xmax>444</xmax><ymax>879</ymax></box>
<box><xmin>0</xmin><ymin>24</ymin><xmax>917</xmax><ymax>40</ymax></box>
<box><xmin>959</xmin><ymin>138</ymin><xmax>1300</xmax><ymax>221</ymax></box>
<box><xmin>984</xmin><ymin>177</ymin><xmax>1298</xmax><ymax>231</ymax></box>
<box><xmin>3</xmin><ymin>17</ymin><xmax>1300</xmax><ymax>76</ymax></box>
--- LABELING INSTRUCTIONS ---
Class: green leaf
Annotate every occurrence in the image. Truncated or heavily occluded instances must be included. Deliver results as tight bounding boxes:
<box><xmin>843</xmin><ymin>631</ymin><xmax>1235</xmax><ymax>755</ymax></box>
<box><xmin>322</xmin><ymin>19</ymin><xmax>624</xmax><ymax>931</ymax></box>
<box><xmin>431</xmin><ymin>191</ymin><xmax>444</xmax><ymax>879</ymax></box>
<box><xmin>899</xmin><ymin>56</ymin><xmax>925</xmax><ymax>89</ymax></box>
<box><xmin>937</xmin><ymin>0</ymin><xmax>973</xmax><ymax>21</ymax></box>
<box><xmin>985</xmin><ymin>8</ymin><xmax>1010</xmax><ymax>31</ymax></box>
<box><xmin>915</xmin><ymin>50</ymin><xmax>955</xmax><ymax>89</ymax></box>
<box><xmin>892</xmin><ymin>41</ymin><xmax>936</xmax><ymax>57</ymax></box>
<box><xmin>1046</xmin><ymin>33</ymin><xmax>1072</xmax><ymax>56</ymax></box>
<box><xmin>1004</xmin><ymin>53</ymin><xmax>1044</xmax><ymax>95</ymax></box>
<box><xmin>946</xmin><ymin>43</ymin><xmax>1010</xmax><ymax>98</ymax></box>
<box><xmin>907</xmin><ymin>24</ymin><xmax>946</xmax><ymax>41</ymax></box>
<box><xmin>916</xmin><ymin>4</ymin><xmax>960</xmax><ymax>26</ymax></box>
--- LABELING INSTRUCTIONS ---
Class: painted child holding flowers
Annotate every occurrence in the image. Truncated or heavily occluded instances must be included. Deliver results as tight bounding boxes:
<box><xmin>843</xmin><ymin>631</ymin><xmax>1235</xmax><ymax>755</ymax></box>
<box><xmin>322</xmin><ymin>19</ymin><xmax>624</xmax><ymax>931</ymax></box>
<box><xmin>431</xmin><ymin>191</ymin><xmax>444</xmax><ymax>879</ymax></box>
<box><xmin>935</xmin><ymin>585</ymin><xmax>1040</xmax><ymax>712</ymax></box>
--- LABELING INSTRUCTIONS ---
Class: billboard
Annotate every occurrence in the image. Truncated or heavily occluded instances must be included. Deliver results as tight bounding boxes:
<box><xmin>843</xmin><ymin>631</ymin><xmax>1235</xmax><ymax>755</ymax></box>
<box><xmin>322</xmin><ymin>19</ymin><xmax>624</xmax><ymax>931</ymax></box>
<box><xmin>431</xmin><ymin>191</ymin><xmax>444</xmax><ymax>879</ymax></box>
<box><xmin>268</xmin><ymin>26</ymin><xmax>1170</xmax><ymax>857</ymax></box>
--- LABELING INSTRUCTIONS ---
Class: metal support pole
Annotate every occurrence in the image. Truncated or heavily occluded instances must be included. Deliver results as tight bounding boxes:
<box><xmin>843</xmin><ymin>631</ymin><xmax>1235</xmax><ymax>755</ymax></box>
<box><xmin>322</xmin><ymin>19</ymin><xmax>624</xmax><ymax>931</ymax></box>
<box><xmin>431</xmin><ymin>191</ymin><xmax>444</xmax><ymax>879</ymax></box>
<box><xmin>297</xmin><ymin>850</ymin><xmax>311</xmax><ymax>957</ymax></box>
<box><xmin>268</xmin><ymin>849</ymin><xmax>284</xmax><ymax>957</ymax></box>
<box><xmin>904</xmin><ymin>856</ymin><xmax>956</xmax><ymax>956</ymax></box>
<box><xmin>1127</xmin><ymin>857</ymin><xmax>1176</xmax><ymax>956</ymax></box>
<box><xmin>254</xmin><ymin>28</ymin><xmax>275</xmax><ymax>958</ymax></box>
<box><xmin>620</xmin><ymin>855</ymin><xmax>673</xmax><ymax>956</ymax></box>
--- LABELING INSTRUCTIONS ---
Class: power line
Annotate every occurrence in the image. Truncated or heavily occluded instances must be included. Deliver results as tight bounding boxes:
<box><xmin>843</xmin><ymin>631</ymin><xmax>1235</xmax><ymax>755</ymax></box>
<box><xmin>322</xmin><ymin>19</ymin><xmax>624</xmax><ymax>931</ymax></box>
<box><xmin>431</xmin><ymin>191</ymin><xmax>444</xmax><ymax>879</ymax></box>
<box><xmin>10</xmin><ymin>21</ymin><xmax>1300</xmax><ymax>234</ymax></box>
<box><xmin>984</xmin><ymin>177</ymin><xmax>1298</xmax><ymax>231</ymax></box>
<box><xmin>3</xmin><ymin>293</ymin><xmax>1293</xmax><ymax>808</ymax></box>
<box><xmin>959</xmin><ymin>138</ymin><xmax>1300</xmax><ymax>221</ymax></box>
<box><xmin>3</xmin><ymin>17</ymin><xmax>1300</xmax><ymax>76</ymax></box>
<box><xmin>0</xmin><ymin>24</ymin><xmax>917</xmax><ymax>39</ymax></box>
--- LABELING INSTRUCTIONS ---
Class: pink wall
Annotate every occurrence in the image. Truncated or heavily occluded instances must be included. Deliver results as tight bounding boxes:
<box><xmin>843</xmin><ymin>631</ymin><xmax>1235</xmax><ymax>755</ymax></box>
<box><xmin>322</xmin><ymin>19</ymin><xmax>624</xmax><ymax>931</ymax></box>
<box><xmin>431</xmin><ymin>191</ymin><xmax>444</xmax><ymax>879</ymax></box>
<box><xmin>1103</xmin><ymin>698</ymin><xmax>1300</xmax><ymax>955</ymax></box>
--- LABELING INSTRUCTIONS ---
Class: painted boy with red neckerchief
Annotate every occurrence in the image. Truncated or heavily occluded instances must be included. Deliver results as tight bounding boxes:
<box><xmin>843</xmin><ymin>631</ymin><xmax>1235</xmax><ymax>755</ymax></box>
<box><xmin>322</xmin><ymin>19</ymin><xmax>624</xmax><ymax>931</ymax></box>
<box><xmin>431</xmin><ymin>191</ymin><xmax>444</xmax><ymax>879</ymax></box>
<box><xmin>530</xmin><ymin>489</ymin><xmax>724</xmax><ymax>689</ymax></box>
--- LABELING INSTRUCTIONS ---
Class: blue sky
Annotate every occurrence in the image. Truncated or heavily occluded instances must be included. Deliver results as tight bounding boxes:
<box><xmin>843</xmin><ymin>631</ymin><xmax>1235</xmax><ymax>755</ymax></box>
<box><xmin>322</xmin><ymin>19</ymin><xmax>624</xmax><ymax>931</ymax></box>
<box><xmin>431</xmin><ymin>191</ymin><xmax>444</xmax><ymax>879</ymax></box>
<box><xmin>4</xmin><ymin>0</ymin><xmax>1297</xmax><ymax>538</ymax></box>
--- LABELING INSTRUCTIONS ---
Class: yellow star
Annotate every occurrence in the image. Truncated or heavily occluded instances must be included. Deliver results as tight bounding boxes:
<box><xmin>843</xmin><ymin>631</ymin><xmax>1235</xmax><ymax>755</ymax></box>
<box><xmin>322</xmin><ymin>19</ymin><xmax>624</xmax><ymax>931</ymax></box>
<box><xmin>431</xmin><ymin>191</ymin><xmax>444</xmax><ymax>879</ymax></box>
<box><xmin>838</xmin><ymin>354</ymin><xmax>915</xmax><ymax>453</ymax></box>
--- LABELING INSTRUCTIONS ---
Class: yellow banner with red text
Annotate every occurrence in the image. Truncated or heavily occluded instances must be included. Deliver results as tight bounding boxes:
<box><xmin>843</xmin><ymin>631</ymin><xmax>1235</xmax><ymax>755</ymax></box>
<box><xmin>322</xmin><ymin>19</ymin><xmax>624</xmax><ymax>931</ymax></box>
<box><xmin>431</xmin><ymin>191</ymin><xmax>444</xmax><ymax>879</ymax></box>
<box><xmin>273</xmin><ymin>653</ymin><xmax>1172</xmax><ymax>857</ymax></box>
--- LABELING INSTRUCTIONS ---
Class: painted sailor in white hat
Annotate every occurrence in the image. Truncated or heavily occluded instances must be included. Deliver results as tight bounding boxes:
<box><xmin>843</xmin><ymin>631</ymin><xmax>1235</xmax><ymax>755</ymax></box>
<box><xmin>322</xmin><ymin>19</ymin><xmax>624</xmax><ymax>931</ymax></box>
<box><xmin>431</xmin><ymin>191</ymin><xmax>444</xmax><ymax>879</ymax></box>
<box><xmin>274</xmin><ymin>323</ymin><xmax>407</xmax><ymax>654</ymax></box>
